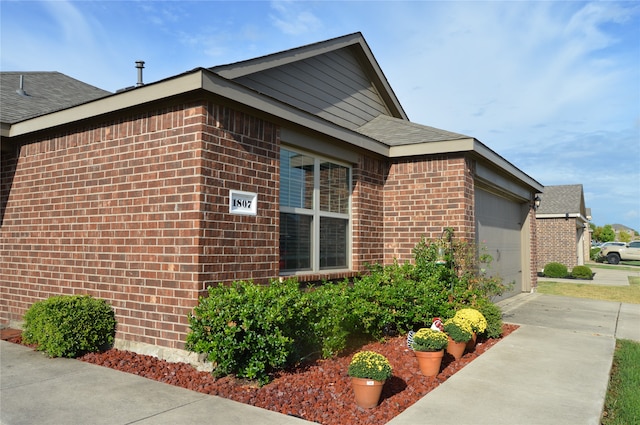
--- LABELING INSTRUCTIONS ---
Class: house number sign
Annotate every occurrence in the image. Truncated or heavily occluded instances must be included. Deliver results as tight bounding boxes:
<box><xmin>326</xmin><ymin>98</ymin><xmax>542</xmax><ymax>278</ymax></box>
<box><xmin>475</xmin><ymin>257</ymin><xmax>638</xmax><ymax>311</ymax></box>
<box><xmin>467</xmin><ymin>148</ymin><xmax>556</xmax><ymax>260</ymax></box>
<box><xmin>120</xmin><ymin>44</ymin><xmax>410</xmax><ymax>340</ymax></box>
<box><xmin>229</xmin><ymin>190</ymin><xmax>257</xmax><ymax>216</ymax></box>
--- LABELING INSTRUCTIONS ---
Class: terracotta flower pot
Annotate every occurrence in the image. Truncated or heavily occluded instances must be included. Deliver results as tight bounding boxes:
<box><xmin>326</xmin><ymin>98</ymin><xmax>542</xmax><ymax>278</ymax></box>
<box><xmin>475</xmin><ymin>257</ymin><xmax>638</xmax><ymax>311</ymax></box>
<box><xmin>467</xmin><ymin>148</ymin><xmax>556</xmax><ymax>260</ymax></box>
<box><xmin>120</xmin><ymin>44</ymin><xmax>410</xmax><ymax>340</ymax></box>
<box><xmin>351</xmin><ymin>377</ymin><xmax>385</xmax><ymax>408</ymax></box>
<box><xmin>466</xmin><ymin>332</ymin><xmax>478</xmax><ymax>352</ymax></box>
<box><xmin>414</xmin><ymin>349</ymin><xmax>444</xmax><ymax>377</ymax></box>
<box><xmin>446</xmin><ymin>336</ymin><xmax>467</xmax><ymax>360</ymax></box>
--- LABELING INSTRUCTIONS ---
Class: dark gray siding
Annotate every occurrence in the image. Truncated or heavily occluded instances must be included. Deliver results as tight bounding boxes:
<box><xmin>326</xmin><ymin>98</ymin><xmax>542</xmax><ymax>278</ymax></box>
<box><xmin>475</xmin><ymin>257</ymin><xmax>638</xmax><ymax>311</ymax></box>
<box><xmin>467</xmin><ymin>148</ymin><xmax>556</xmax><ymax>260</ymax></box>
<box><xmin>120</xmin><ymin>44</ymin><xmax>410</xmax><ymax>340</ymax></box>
<box><xmin>232</xmin><ymin>47</ymin><xmax>390</xmax><ymax>129</ymax></box>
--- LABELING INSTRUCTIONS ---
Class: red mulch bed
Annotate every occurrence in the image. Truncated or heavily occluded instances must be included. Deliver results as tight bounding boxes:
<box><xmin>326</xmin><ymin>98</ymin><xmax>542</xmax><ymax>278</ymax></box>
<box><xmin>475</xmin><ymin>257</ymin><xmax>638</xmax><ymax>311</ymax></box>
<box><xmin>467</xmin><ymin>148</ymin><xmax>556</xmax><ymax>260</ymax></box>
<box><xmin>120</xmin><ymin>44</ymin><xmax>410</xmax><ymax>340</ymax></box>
<box><xmin>1</xmin><ymin>324</ymin><xmax>517</xmax><ymax>424</ymax></box>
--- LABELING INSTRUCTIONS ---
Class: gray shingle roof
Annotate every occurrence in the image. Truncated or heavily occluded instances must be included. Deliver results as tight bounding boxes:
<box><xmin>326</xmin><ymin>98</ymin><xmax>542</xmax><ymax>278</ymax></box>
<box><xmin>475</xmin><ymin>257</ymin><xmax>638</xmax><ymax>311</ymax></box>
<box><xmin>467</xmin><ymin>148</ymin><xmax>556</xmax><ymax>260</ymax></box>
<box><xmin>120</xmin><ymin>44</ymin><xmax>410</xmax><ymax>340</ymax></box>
<box><xmin>1</xmin><ymin>72</ymin><xmax>110</xmax><ymax>124</ymax></box>
<box><xmin>537</xmin><ymin>184</ymin><xmax>585</xmax><ymax>215</ymax></box>
<box><xmin>356</xmin><ymin>115</ymin><xmax>471</xmax><ymax>146</ymax></box>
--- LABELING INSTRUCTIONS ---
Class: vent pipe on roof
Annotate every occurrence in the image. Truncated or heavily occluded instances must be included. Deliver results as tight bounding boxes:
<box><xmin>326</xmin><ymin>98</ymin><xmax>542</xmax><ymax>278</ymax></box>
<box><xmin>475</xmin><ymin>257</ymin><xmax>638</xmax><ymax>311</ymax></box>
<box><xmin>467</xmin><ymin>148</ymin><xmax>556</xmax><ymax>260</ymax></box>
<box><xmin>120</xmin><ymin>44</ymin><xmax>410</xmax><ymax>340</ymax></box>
<box><xmin>16</xmin><ymin>74</ymin><xmax>28</xmax><ymax>96</ymax></box>
<box><xmin>135</xmin><ymin>61</ymin><xmax>145</xmax><ymax>87</ymax></box>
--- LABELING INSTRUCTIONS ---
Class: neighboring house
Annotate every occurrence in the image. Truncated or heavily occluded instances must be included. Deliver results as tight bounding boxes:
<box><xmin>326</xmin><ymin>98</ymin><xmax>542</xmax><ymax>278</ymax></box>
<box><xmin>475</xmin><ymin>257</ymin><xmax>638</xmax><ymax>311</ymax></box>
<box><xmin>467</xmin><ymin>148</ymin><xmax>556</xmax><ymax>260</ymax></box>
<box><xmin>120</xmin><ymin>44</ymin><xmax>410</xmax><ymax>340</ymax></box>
<box><xmin>611</xmin><ymin>223</ymin><xmax>638</xmax><ymax>241</ymax></box>
<box><xmin>536</xmin><ymin>184</ymin><xmax>591</xmax><ymax>270</ymax></box>
<box><xmin>1</xmin><ymin>33</ymin><xmax>542</xmax><ymax>359</ymax></box>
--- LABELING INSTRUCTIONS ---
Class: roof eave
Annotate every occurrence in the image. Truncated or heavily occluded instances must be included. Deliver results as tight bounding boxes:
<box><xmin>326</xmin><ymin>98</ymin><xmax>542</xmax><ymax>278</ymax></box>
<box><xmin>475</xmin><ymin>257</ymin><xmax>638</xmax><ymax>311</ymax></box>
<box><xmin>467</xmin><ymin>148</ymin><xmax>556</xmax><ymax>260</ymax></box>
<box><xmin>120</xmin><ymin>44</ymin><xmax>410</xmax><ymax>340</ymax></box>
<box><xmin>389</xmin><ymin>137</ymin><xmax>543</xmax><ymax>192</ymax></box>
<box><xmin>7</xmin><ymin>71</ymin><xmax>204</xmax><ymax>138</ymax></box>
<box><xmin>473</xmin><ymin>140</ymin><xmax>543</xmax><ymax>192</ymax></box>
<box><xmin>4</xmin><ymin>68</ymin><xmax>390</xmax><ymax>157</ymax></box>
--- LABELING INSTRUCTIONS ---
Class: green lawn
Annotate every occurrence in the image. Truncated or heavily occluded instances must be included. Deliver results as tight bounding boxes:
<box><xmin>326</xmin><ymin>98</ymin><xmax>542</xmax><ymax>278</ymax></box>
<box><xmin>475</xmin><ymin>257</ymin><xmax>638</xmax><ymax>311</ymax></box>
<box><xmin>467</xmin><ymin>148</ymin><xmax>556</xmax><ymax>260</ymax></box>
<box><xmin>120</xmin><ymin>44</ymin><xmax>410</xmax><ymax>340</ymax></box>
<box><xmin>602</xmin><ymin>339</ymin><xmax>640</xmax><ymax>424</ymax></box>
<box><xmin>536</xmin><ymin>279</ymin><xmax>640</xmax><ymax>304</ymax></box>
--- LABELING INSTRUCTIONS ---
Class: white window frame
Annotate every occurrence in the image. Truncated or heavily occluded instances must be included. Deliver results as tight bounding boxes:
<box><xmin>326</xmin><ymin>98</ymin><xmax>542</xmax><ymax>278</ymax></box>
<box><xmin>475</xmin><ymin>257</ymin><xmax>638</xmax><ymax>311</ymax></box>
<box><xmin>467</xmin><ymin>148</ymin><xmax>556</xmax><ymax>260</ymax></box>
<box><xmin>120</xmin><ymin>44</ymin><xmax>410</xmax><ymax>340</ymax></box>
<box><xmin>280</xmin><ymin>145</ymin><xmax>352</xmax><ymax>274</ymax></box>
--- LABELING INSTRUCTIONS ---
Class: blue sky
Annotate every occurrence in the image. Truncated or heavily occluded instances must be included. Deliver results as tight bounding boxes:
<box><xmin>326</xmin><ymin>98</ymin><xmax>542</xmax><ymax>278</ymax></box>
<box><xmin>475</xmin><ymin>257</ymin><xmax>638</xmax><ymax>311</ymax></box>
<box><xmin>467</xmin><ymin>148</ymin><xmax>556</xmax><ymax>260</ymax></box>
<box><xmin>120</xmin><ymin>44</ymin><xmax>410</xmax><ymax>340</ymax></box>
<box><xmin>2</xmin><ymin>1</ymin><xmax>639</xmax><ymax>232</ymax></box>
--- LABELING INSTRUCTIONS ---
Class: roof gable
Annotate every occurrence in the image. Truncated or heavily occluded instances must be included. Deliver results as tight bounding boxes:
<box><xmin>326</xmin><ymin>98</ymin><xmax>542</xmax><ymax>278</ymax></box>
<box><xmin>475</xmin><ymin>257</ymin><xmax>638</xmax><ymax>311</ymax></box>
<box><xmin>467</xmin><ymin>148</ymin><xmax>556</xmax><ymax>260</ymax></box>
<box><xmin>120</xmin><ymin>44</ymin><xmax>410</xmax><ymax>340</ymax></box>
<box><xmin>1</xmin><ymin>72</ymin><xmax>110</xmax><ymax>124</ymax></box>
<box><xmin>537</xmin><ymin>184</ymin><xmax>586</xmax><ymax>216</ymax></box>
<box><xmin>211</xmin><ymin>32</ymin><xmax>407</xmax><ymax>129</ymax></box>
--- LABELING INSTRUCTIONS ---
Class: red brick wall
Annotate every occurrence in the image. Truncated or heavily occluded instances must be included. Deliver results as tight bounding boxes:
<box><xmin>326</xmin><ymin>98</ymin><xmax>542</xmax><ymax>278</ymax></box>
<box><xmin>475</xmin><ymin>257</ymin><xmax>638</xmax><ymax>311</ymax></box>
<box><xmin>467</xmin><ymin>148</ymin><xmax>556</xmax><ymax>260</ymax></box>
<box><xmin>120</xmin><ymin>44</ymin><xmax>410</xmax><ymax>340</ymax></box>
<box><xmin>197</xmin><ymin>103</ymin><xmax>280</xmax><ymax>292</ymax></box>
<box><xmin>351</xmin><ymin>154</ymin><xmax>387</xmax><ymax>269</ymax></box>
<box><xmin>0</xmin><ymin>98</ymin><xmax>284</xmax><ymax>350</ymax></box>
<box><xmin>536</xmin><ymin>218</ymin><xmax>578</xmax><ymax>270</ymax></box>
<box><xmin>1</xmin><ymin>97</ymin><xmax>532</xmax><ymax>352</ymax></box>
<box><xmin>0</xmin><ymin>102</ymin><xmax>205</xmax><ymax>349</ymax></box>
<box><xmin>383</xmin><ymin>155</ymin><xmax>475</xmax><ymax>262</ymax></box>
<box><xmin>529</xmin><ymin>210</ymin><xmax>539</xmax><ymax>289</ymax></box>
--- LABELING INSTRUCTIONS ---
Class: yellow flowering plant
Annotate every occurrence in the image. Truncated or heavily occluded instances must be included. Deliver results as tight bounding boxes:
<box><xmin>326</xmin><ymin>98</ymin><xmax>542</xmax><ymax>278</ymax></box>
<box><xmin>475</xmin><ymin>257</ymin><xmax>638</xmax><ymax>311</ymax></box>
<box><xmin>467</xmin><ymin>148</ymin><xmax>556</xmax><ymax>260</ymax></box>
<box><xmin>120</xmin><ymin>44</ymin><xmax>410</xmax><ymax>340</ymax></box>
<box><xmin>347</xmin><ymin>350</ymin><xmax>392</xmax><ymax>381</ymax></box>
<box><xmin>454</xmin><ymin>308</ymin><xmax>488</xmax><ymax>334</ymax></box>
<box><xmin>443</xmin><ymin>316</ymin><xmax>473</xmax><ymax>343</ymax></box>
<box><xmin>411</xmin><ymin>328</ymin><xmax>449</xmax><ymax>352</ymax></box>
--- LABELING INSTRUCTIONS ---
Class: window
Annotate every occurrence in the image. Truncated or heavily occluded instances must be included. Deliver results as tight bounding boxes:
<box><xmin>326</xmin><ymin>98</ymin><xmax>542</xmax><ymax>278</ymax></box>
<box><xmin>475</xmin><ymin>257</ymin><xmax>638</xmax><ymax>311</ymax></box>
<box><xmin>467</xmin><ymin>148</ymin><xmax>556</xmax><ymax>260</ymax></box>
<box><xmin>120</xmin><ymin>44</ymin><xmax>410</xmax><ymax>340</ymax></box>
<box><xmin>279</xmin><ymin>147</ymin><xmax>350</xmax><ymax>272</ymax></box>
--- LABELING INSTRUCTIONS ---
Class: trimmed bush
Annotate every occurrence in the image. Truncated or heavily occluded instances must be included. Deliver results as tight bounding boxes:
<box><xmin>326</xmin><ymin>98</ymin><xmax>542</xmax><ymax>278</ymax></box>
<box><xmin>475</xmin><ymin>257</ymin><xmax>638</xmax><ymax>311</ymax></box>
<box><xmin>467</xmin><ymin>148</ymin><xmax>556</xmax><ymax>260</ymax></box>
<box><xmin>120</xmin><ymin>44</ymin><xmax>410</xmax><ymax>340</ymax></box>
<box><xmin>346</xmin><ymin>261</ymin><xmax>453</xmax><ymax>340</ymax></box>
<box><xmin>186</xmin><ymin>279</ymin><xmax>316</xmax><ymax>385</ymax></box>
<box><xmin>543</xmin><ymin>262</ymin><xmax>569</xmax><ymax>278</ymax></box>
<box><xmin>571</xmin><ymin>265</ymin><xmax>593</xmax><ymax>279</ymax></box>
<box><xmin>22</xmin><ymin>295</ymin><xmax>116</xmax><ymax>358</ymax></box>
<box><xmin>302</xmin><ymin>280</ymin><xmax>352</xmax><ymax>358</ymax></box>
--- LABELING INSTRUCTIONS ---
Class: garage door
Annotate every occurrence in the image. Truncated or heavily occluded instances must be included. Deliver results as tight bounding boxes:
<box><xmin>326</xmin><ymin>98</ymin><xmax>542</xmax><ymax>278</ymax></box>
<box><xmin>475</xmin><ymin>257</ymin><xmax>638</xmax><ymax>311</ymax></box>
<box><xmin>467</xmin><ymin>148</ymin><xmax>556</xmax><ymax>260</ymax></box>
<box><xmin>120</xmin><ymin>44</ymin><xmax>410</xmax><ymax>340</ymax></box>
<box><xmin>475</xmin><ymin>189</ymin><xmax>527</xmax><ymax>300</ymax></box>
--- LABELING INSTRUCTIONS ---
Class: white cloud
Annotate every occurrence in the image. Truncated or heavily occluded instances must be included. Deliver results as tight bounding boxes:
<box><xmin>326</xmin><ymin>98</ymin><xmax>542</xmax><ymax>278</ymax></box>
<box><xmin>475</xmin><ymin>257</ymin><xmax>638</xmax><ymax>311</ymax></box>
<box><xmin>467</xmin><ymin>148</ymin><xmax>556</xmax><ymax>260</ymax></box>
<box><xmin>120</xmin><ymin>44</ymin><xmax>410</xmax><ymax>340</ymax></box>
<box><xmin>269</xmin><ymin>1</ymin><xmax>322</xmax><ymax>35</ymax></box>
<box><xmin>42</xmin><ymin>0</ymin><xmax>94</xmax><ymax>44</ymax></box>
<box><xmin>380</xmin><ymin>1</ymin><xmax>637</xmax><ymax>148</ymax></box>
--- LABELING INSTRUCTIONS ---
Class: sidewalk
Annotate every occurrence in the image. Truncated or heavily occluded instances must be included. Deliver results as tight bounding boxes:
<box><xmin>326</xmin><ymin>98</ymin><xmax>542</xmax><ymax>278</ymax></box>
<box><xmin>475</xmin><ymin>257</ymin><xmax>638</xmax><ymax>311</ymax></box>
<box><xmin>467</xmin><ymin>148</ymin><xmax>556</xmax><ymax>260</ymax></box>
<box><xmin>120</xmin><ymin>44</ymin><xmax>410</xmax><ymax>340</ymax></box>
<box><xmin>0</xmin><ymin>340</ymin><xmax>313</xmax><ymax>425</ymax></box>
<box><xmin>388</xmin><ymin>266</ymin><xmax>640</xmax><ymax>425</ymax></box>
<box><xmin>2</xmin><ymin>268</ymin><xmax>639</xmax><ymax>425</ymax></box>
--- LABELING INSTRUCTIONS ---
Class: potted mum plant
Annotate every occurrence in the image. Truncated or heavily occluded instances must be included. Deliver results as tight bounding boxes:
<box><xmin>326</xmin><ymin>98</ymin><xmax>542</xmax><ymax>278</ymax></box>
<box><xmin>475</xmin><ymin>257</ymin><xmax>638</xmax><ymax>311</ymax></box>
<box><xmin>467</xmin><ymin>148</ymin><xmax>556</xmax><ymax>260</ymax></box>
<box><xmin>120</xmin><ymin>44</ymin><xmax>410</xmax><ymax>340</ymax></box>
<box><xmin>443</xmin><ymin>316</ymin><xmax>473</xmax><ymax>360</ymax></box>
<box><xmin>454</xmin><ymin>308</ymin><xmax>488</xmax><ymax>351</ymax></box>
<box><xmin>410</xmin><ymin>327</ymin><xmax>449</xmax><ymax>377</ymax></box>
<box><xmin>347</xmin><ymin>350</ymin><xmax>392</xmax><ymax>408</ymax></box>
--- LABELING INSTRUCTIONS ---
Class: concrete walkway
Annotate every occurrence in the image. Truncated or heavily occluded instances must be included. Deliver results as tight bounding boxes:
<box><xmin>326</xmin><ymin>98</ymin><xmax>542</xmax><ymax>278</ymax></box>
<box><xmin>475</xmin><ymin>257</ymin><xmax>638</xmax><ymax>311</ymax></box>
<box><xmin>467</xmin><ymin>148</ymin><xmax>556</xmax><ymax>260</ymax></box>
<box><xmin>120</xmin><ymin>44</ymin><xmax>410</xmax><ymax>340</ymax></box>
<box><xmin>2</xmin><ymin>267</ymin><xmax>639</xmax><ymax>425</ymax></box>
<box><xmin>389</xmin><ymin>266</ymin><xmax>640</xmax><ymax>425</ymax></box>
<box><xmin>0</xmin><ymin>340</ymin><xmax>313</xmax><ymax>425</ymax></box>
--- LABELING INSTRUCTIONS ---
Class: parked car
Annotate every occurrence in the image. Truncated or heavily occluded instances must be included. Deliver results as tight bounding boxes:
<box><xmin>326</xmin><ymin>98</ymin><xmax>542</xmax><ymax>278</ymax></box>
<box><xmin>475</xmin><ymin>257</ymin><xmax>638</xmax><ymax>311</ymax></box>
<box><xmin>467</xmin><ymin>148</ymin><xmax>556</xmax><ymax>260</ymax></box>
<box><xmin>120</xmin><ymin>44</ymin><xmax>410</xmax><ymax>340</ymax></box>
<box><xmin>599</xmin><ymin>241</ymin><xmax>640</xmax><ymax>264</ymax></box>
<box><xmin>596</xmin><ymin>242</ymin><xmax>625</xmax><ymax>250</ymax></box>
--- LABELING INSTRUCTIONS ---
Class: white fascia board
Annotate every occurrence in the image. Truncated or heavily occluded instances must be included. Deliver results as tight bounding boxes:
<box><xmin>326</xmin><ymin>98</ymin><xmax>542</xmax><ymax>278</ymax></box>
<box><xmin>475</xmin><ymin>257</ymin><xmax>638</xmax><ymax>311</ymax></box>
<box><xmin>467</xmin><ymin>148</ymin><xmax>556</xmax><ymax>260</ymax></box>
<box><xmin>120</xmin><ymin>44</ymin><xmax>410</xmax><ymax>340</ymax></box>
<box><xmin>8</xmin><ymin>72</ymin><xmax>203</xmax><ymax>137</ymax></box>
<box><xmin>390</xmin><ymin>137</ymin><xmax>543</xmax><ymax>193</ymax></box>
<box><xmin>214</xmin><ymin>34</ymin><xmax>363</xmax><ymax>79</ymax></box>
<box><xmin>388</xmin><ymin>138</ymin><xmax>475</xmax><ymax>157</ymax></box>
<box><xmin>536</xmin><ymin>213</ymin><xmax>588</xmax><ymax>222</ymax></box>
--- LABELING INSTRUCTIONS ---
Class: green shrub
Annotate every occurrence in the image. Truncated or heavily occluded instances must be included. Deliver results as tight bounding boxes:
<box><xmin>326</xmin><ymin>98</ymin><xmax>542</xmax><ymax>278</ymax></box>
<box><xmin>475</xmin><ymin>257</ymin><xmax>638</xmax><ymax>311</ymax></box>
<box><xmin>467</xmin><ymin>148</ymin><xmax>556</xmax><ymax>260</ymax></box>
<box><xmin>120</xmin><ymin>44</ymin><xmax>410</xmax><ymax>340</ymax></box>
<box><xmin>186</xmin><ymin>237</ymin><xmax>516</xmax><ymax>384</ymax></box>
<box><xmin>571</xmin><ymin>265</ymin><xmax>593</xmax><ymax>279</ymax></box>
<box><xmin>22</xmin><ymin>295</ymin><xmax>116</xmax><ymax>358</ymax></box>
<box><xmin>347</xmin><ymin>261</ymin><xmax>453</xmax><ymax>339</ymax></box>
<box><xmin>302</xmin><ymin>280</ymin><xmax>352</xmax><ymax>358</ymax></box>
<box><xmin>473</xmin><ymin>299</ymin><xmax>503</xmax><ymax>339</ymax></box>
<box><xmin>186</xmin><ymin>279</ymin><xmax>315</xmax><ymax>385</ymax></box>
<box><xmin>590</xmin><ymin>247</ymin><xmax>601</xmax><ymax>261</ymax></box>
<box><xmin>543</xmin><ymin>262</ymin><xmax>568</xmax><ymax>278</ymax></box>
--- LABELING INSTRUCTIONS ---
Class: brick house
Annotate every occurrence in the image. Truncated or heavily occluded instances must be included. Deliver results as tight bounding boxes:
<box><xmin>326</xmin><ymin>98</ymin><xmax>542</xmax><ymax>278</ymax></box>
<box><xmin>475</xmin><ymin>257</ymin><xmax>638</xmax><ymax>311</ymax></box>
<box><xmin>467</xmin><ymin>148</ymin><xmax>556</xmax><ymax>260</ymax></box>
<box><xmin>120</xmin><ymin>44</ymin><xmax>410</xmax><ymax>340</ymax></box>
<box><xmin>1</xmin><ymin>33</ymin><xmax>542</xmax><ymax>360</ymax></box>
<box><xmin>535</xmin><ymin>184</ymin><xmax>591</xmax><ymax>271</ymax></box>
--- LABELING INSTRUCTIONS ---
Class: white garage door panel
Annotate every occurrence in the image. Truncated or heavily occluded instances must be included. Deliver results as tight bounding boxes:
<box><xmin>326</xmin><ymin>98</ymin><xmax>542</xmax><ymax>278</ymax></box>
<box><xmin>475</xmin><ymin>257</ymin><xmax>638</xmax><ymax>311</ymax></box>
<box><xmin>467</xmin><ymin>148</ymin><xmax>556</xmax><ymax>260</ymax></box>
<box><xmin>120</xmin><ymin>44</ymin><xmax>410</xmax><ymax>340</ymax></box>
<box><xmin>476</xmin><ymin>189</ymin><xmax>523</xmax><ymax>299</ymax></box>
